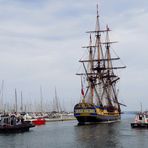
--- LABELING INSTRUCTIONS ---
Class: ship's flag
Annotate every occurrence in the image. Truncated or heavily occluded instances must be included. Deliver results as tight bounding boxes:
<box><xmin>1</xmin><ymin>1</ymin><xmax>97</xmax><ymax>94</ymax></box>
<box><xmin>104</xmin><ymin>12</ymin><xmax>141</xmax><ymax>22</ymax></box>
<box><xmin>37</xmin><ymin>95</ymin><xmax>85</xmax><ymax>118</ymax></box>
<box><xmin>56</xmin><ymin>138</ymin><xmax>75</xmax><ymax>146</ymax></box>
<box><xmin>81</xmin><ymin>88</ymin><xmax>84</xmax><ymax>96</ymax></box>
<box><xmin>81</xmin><ymin>76</ymin><xmax>84</xmax><ymax>96</ymax></box>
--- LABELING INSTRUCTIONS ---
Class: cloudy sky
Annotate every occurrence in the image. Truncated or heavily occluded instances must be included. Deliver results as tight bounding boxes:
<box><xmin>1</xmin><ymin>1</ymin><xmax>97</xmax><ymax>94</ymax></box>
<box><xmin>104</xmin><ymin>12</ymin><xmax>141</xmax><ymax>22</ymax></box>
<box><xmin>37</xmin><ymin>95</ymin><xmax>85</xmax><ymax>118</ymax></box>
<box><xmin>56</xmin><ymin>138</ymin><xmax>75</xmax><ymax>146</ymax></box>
<box><xmin>0</xmin><ymin>0</ymin><xmax>147</xmax><ymax>111</ymax></box>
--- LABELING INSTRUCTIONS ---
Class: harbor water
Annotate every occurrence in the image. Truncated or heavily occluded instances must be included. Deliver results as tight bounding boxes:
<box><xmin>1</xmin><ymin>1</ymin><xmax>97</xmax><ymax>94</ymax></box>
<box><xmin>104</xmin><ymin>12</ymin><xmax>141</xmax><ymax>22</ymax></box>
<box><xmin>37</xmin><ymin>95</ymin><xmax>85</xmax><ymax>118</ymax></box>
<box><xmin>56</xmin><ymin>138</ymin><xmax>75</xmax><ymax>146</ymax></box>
<box><xmin>0</xmin><ymin>114</ymin><xmax>148</xmax><ymax>148</ymax></box>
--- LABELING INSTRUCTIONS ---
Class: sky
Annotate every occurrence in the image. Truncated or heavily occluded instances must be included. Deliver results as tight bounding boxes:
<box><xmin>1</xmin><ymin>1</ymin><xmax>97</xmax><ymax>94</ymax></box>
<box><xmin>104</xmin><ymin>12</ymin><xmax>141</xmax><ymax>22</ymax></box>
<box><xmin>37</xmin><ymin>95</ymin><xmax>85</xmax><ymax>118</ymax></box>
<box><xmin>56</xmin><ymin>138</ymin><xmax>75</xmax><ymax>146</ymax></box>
<box><xmin>0</xmin><ymin>0</ymin><xmax>147</xmax><ymax>112</ymax></box>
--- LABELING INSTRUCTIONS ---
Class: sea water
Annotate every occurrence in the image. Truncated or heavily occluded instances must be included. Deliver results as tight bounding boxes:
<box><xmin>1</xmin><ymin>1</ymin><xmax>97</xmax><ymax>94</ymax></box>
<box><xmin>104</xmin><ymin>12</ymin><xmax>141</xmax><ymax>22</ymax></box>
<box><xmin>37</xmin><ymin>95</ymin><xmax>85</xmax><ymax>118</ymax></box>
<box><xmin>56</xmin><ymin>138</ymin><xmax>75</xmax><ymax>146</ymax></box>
<box><xmin>0</xmin><ymin>114</ymin><xmax>147</xmax><ymax>148</ymax></box>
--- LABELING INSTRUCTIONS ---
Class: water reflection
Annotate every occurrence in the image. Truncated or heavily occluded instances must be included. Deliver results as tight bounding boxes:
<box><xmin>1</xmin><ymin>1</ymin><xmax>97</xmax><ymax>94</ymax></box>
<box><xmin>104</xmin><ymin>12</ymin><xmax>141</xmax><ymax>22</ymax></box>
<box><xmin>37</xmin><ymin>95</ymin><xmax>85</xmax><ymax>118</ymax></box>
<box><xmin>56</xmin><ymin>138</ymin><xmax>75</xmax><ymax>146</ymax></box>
<box><xmin>74</xmin><ymin>122</ymin><xmax>122</xmax><ymax>148</ymax></box>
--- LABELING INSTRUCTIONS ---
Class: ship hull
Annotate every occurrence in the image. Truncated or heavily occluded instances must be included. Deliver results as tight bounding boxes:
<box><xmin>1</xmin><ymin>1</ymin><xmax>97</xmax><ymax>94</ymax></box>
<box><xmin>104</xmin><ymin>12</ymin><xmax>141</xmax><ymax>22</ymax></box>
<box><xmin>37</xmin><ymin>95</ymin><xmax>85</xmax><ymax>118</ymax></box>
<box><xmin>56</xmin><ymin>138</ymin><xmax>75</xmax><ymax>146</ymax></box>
<box><xmin>74</xmin><ymin>103</ymin><xmax>120</xmax><ymax>124</ymax></box>
<box><xmin>75</xmin><ymin>114</ymin><xmax>120</xmax><ymax>124</ymax></box>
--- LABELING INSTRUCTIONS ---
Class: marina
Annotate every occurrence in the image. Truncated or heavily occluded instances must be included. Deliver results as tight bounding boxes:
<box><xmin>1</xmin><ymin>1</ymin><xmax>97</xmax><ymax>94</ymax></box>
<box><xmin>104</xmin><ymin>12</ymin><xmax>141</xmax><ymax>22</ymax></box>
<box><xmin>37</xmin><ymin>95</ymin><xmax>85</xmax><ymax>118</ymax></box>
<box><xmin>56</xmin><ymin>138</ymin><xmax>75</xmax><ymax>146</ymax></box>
<box><xmin>0</xmin><ymin>0</ymin><xmax>147</xmax><ymax>148</ymax></box>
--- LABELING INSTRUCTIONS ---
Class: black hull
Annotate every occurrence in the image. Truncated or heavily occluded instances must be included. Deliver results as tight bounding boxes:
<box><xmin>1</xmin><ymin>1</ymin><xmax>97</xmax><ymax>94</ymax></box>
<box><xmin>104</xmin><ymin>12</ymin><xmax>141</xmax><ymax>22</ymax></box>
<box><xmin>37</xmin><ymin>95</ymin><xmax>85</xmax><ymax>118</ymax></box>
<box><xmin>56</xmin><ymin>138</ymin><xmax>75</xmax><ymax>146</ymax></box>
<box><xmin>0</xmin><ymin>123</ymin><xmax>35</xmax><ymax>133</ymax></box>
<box><xmin>131</xmin><ymin>123</ymin><xmax>148</xmax><ymax>128</ymax></box>
<box><xmin>75</xmin><ymin>115</ymin><xmax>120</xmax><ymax>125</ymax></box>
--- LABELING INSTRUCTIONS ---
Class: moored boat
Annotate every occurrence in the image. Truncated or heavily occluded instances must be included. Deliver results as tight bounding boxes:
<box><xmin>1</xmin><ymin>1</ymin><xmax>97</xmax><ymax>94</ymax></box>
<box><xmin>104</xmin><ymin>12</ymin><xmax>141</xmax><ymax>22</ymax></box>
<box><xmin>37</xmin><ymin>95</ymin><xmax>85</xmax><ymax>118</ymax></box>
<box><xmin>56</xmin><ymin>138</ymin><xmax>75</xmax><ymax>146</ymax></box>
<box><xmin>0</xmin><ymin>115</ymin><xmax>35</xmax><ymax>133</ymax></box>
<box><xmin>31</xmin><ymin>118</ymin><xmax>46</xmax><ymax>125</ymax></box>
<box><xmin>23</xmin><ymin>113</ymin><xmax>46</xmax><ymax>125</ymax></box>
<box><xmin>131</xmin><ymin>112</ymin><xmax>148</xmax><ymax>128</ymax></box>
<box><xmin>74</xmin><ymin>5</ymin><xmax>126</xmax><ymax>125</ymax></box>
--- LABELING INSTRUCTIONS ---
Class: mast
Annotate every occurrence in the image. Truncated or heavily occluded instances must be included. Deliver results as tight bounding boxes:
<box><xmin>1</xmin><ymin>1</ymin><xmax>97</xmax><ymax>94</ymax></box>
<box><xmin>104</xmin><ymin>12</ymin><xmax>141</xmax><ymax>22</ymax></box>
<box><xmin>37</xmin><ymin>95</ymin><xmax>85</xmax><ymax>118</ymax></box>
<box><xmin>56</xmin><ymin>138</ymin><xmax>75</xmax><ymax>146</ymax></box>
<box><xmin>140</xmin><ymin>102</ymin><xmax>142</xmax><ymax>112</ymax></box>
<box><xmin>0</xmin><ymin>80</ymin><xmax>4</xmax><ymax>112</ymax></box>
<box><xmin>20</xmin><ymin>91</ymin><xmax>23</xmax><ymax>112</ymax></box>
<box><xmin>54</xmin><ymin>87</ymin><xmax>62</xmax><ymax>112</ymax></box>
<box><xmin>89</xmin><ymin>35</ymin><xmax>94</xmax><ymax>104</ymax></box>
<box><xmin>105</xmin><ymin>25</ymin><xmax>114</xmax><ymax>107</ymax></box>
<box><xmin>15</xmin><ymin>88</ymin><xmax>17</xmax><ymax>113</ymax></box>
<box><xmin>40</xmin><ymin>86</ymin><xmax>43</xmax><ymax>112</ymax></box>
<box><xmin>96</xmin><ymin>4</ymin><xmax>103</xmax><ymax>65</ymax></box>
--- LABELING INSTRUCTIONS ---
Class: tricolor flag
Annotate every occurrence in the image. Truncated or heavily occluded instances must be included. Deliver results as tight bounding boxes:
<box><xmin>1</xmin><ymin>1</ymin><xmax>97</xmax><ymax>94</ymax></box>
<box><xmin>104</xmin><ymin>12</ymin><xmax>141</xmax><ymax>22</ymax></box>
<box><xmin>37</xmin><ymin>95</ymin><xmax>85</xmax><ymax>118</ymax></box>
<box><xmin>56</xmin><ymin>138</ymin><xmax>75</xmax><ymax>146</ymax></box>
<box><xmin>81</xmin><ymin>88</ymin><xmax>84</xmax><ymax>96</ymax></box>
<box><xmin>81</xmin><ymin>76</ymin><xmax>84</xmax><ymax>96</ymax></box>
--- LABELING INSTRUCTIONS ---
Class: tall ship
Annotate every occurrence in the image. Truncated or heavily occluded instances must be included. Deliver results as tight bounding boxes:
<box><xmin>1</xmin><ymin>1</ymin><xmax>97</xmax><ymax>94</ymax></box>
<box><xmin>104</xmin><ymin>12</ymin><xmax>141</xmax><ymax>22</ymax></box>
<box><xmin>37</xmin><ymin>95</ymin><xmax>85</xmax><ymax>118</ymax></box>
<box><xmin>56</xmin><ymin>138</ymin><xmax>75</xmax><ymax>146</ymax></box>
<box><xmin>74</xmin><ymin>5</ymin><xmax>126</xmax><ymax>124</ymax></box>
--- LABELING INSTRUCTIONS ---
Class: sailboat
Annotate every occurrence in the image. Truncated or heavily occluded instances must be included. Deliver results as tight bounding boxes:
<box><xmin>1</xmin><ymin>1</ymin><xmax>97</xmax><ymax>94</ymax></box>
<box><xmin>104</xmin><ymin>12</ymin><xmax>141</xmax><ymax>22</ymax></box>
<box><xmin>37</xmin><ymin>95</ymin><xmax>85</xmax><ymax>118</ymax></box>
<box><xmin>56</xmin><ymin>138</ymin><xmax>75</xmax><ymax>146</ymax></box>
<box><xmin>74</xmin><ymin>5</ymin><xmax>126</xmax><ymax>124</ymax></box>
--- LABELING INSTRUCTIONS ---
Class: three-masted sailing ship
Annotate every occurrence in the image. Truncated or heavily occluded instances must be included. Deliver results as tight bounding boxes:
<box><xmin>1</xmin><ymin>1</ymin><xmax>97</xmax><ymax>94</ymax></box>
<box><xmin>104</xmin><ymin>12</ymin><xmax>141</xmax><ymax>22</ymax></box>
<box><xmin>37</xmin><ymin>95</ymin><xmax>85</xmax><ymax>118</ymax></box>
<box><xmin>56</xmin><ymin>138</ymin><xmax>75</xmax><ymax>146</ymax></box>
<box><xmin>74</xmin><ymin>5</ymin><xmax>126</xmax><ymax>124</ymax></box>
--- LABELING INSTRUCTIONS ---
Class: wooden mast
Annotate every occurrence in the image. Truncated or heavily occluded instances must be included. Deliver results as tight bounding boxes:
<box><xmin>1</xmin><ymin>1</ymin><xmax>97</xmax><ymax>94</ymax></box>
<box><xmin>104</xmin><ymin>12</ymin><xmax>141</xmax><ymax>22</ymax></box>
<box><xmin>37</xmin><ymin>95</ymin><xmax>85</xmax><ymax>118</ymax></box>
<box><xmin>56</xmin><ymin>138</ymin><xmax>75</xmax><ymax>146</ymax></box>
<box><xmin>89</xmin><ymin>34</ymin><xmax>94</xmax><ymax>104</ymax></box>
<box><xmin>105</xmin><ymin>25</ymin><xmax>114</xmax><ymax>108</ymax></box>
<box><xmin>96</xmin><ymin>4</ymin><xmax>101</xmax><ymax>64</ymax></box>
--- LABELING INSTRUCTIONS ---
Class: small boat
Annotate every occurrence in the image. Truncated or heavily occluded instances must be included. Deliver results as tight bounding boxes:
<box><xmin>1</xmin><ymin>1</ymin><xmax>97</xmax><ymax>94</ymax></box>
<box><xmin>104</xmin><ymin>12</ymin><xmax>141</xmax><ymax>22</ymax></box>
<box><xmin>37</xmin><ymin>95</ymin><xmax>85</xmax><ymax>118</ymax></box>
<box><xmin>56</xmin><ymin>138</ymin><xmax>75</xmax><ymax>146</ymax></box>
<box><xmin>0</xmin><ymin>115</ymin><xmax>35</xmax><ymax>133</ymax></box>
<box><xmin>131</xmin><ymin>112</ymin><xmax>148</xmax><ymax>128</ymax></box>
<box><xmin>23</xmin><ymin>113</ymin><xmax>46</xmax><ymax>125</ymax></box>
<box><xmin>31</xmin><ymin>118</ymin><xmax>46</xmax><ymax>125</ymax></box>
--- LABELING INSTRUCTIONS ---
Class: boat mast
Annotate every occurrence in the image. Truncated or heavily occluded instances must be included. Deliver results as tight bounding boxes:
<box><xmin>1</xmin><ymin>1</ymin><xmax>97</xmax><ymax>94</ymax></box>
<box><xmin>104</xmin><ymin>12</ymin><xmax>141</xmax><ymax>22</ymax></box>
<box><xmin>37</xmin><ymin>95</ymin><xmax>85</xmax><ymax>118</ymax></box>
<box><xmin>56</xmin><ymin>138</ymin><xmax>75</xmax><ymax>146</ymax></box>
<box><xmin>0</xmin><ymin>80</ymin><xmax>4</xmax><ymax>112</ymax></box>
<box><xmin>95</xmin><ymin>5</ymin><xmax>105</xmax><ymax>106</ymax></box>
<box><xmin>40</xmin><ymin>86</ymin><xmax>43</xmax><ymax>112</ymax></box>
<box><xmin>96</xmin><ymin>4</ymin><xmax>103</xmax><ymax>64</ymax></box>
<box><xmin>20</xmin><ymin>91</ymin><xmax>23</xmax><ymax>112</ymax></box>
<box><xmin>103</xmin><ymin>24</ymin><xmax>126</xmax><ymax>111</ymax></box>
<box><xmin>87</xmin><ymin>4</ymin><xmax>103</xmax><ymax>104</ymax></box>
<box><xmin>15</xmin><ymin>88</ymin><xmax>17</xmax><ymax>113</ymax></box>
<box><xmin>105</xmin><ymin>25</ymin><xmax>114</xmax><ymax>107</ymax></box>
<box><xmin>88</xmin><ymin>34</ymin><xmax>94</xmax><ymax>104</ymax></box>
<box><xmin>54</xmin><ymin>87</ymin><xmax>61</xmax><ymax>113</ymax></box>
